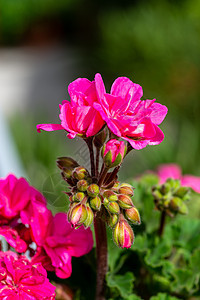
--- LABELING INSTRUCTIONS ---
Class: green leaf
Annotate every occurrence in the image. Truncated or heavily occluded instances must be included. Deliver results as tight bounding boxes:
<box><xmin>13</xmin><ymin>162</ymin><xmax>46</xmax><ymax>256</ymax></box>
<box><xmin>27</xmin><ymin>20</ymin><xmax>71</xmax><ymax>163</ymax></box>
<box><xmin>106</xmin><ymin>272</ymin><xmax>135</xmax><ymax>298</ymax></box>
<box><xmin>145</xmin><ymin>239</ymin><xmax>172</xmax><ymax>268</ymax></box>
<box><xmin>150</xmin><ymin>293</ymin><xmax>180</xmax><ymax>300</ymax></box>
<box><xmin>132</xmin><ymin>234</ymin><xmax>149</xmax><ymax>253</ymax></box>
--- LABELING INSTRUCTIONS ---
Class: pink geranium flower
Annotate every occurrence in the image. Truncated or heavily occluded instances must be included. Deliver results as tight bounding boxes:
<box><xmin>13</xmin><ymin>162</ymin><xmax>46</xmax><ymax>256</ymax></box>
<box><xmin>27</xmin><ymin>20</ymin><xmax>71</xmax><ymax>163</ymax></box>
<box><xmin>94</xmin><ymin>74</ymin><xmax>168</xmax><ymax>149</ymax></box>
<box><xmin>0</xmin><ymin>252</ymin><xmax>56</xmax><ymax>299</ymax></box>
<box><xmin>0</xmin><ymin>174</ymin><xmax>49</xmax><ymax>253</ymax></box>
<box><xmin>37</xmin><ymin>77</ymin><xmax>105</xmax><ymax>139</ymax></box>
<box><xmin>32</xmin><ymin>212</ymin><xmax>94</xmax><ymax>278</ymax></box>
<box><xmin>157</xmin><ymin>163</ymin><xmax>200</xmax><ymax>193</ymax></box>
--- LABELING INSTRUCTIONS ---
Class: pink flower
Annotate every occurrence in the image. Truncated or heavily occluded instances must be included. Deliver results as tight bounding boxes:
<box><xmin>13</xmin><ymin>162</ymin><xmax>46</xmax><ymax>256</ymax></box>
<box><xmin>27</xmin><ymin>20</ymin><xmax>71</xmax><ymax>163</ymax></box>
<box><xmin>94</xmin><ymin>74</ymin><xmax>168</xmax><ymax>150</ymax></box>
<box><xmin>37</xmin><ymin>77</ymin><xmax>105</xmax><ymax>139</ymax></box>
<box><xmin>0</xmin><ymin>174</ymin><xmax>49</xmax><ymax>253</ymax></box>
<box><xmin>102</xmin><ymin>139</ymin><xmax>127</xmax><ymax>167</ymax></box>
<box><xmin>32</xmin><ymin>212</ymin><xmax>93</xmax><ymax>278</ymax></box>
<box><xmin>157</xmin><ymin>164</ymin><xmax>200</xmax><ymax>193</ymax></box>
<box><xmin>0</xmin><ymin>252</ymin><xmax>56</xmax><ymax>299</ymax></box>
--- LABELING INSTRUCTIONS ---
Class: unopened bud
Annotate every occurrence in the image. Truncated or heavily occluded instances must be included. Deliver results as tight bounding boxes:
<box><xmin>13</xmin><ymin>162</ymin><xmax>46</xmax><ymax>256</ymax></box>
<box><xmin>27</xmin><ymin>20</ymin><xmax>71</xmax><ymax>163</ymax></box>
<box><xmin>108</xmin><ymin>214</ymin><xmax>119</xmax><ymax>228</ymax></box>
<box><xmin>57</xmin><ymin>157</ymin><xmax>79</xmax><ymax>171</ymax></box>
<box><xmin>169</xmin><ymin>197</ymin><xmax>182</xmax><ymax>212</ymax></box>
<box><xmin>178</xmin><ymin>202</ymin><xmax>188</xmax><ymax>214</ymax></box>
<box><xmin>84</xmin><ymin>205</ymin><xmax>94</xmax><ymax>228</ymax></box>
<box><xmin>125</xmin><ymin>207</ymin><xmax>141</xmax><ymax>224</ymax></box>
<box><xmin>72</xmin><ymin>192</ymin><xmax>85</xmax><ymax>202</ymax></box>
<box><xmin>118</xmin><ymin>183</ymin><xmax>134</xmax><ymax>196</ymax></box>
<box><xmin>93</xmin><ymin>128</ymin><xmax>107</xmax><ymax>148</ymax></box>
<box><xmin>107</xmin><ymin>201</ymin><xmax>120</xmax><ymax>214</ymax></box>
<box><xmin>113</xmin><ymin>216</ymin><xmax>134</xmax><ymax>248</ymax></box>
<box><xmin>102</xmin><ymin>139</ymin><xmax>127</xmax><ymax>168</ymax></box>
<box><xmin>77</xmin><ymin>180</ymin><xmax>88</xmax><ymax>192</ymax></box>
<box><xmin>90</xmin><ymin>196</ymin><xmax>101</xmax><ymax>211</ymax></box>
<box><xmin>87</xmin><ymin>184</ymin><xmax>100</xmax><ymax>197</ymax></box>
<box><xmin>118</xmin><ymin>194</ymin><xmax>134</xmax><ymax>209</ymax></box>
<box><xmin>73</xmin><ymin>167</ymin><xmax>88</xmax><ymax>180</ymax></box>
<box><xmin>103</xmin><ymin>190</ymin><xmax>118</xmax><ymax>202</ymax></box>
<box><xmin>174</xmin><ymin>186</ymin><xmax>189</xmax><ymax>198</ymax></box>
<box><xmin>160</xmin><ymin>183</ymin><xmax>171</xmax><ymax>195</ymax></box>
<box><xmin>68</xmin><ymin>203</ymin><xmax>87</xmax><ymax>227</ymax></box>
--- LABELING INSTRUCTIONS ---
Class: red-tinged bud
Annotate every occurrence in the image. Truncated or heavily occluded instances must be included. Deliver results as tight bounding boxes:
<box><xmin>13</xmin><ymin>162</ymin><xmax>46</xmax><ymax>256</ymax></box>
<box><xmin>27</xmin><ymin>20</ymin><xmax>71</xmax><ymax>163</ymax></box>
<box><xmin>90</xmin><ymin>196</ymin><xmax>101</xmax><ymax>211</ymax></box>
<box><xmin>125</xmin><ymin>207</ymin><xmax>141</xmax><ymax>224</ymax></box>
<box><xmin>169</xmin><ymin>197</ymin><xmax>182</xmax><ymax>212</ymax></box>
<box><xmin>72</xmin><ymin>192</ymin><xmax>85</xmax><ymax>202</ymax></box>
<box><xmin>77</xmin><ymin>180</ymin><xmax>88</xmax><ymax>192</ymax></box>
<box><xmin>68</xmin><ymin>203</ymin><xmax>87</xmax><ymax>227</ymax></box>
<box><xmin>113</xmin><ymin>216</ymin><xmax>134</xmax><ymax>248</ymax></box>
<box><xmin>103</xmin><ymin>190</ymin><xmax>118</xmax><ymax>202</ymax></box>
<box><xmin>87</xmin><ymin>184</ymin><xmax>100</xmax><ymax>197</ymax></box>
<box><xmin>73</xmin><ymin>167</ymin><xmax>88</xmax><ymax>180</ymax></box>
<box><xmin>102</xmin><ymin>139</ymin><xmax>127</xmax><ymax>168</ymax></box>
<box><xmin>108</xmin><ymin>214</ymin><xmax>119</xmax><ymax>228</ymax></box>
<box><xmin>84</xmin><ymin>205</ymin><xmax>94</xmax><ymax>228</ymax></box>
<box><xmin>118</xmin><ymin>183</ymin><xmax>134</xmax><ymax>196</ymax></box>
<box><xmin>118</xmin><ymin>194</ymin><xmax>134</xmax><ymax>209</ymax></box>
<box><xmin>57</xmin><ymin>157</ymin><xmax>79</xmax><ymax>171</ymax></box>
<box><xmin>107</xmin><ymin>201</ymin><xmax>120</xmax><ymax>214</ymax></box>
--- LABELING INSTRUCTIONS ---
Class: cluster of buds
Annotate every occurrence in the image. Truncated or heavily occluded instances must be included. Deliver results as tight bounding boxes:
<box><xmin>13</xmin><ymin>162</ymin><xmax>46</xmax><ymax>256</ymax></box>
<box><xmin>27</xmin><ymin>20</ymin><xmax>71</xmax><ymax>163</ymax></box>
<box><xmin>152</xmin><ymin>178</ymin><xmax>190</xmax><ymax>217</ymax></box>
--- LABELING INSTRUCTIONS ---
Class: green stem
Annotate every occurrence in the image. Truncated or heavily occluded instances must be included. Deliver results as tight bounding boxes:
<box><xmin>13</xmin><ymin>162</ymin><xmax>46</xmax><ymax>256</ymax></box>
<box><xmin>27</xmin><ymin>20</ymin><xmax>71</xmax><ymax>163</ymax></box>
<box><xmin>94</xmin><ymin>215</ymin><xmax>108</xmax><ymax>300</ymax></box>
<box><xmin>158</xmin><ymin>211</ymin><xmax>166</xmax><ymax>237</ymax></box>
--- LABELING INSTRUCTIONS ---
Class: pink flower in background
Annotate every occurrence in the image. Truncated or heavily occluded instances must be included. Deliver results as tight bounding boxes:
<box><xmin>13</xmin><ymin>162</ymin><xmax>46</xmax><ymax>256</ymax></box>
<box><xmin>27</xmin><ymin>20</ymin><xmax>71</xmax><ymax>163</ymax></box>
<box><xmin>157</xmin><ymin>163</ymin><xmax>200</xmax><ymax>193</ymax></box>
<box><xmin>0</xmin><ymin>174</ymin><xmax>49</xmax><ymax>253</ymax></box>
<box><xmin>94</xmin><ymin>74</ymin><xmax>168</xmax><ymax>150</ymax></box>
<box><xmin>32</xmin><ymin>212</ymin><xmax>94</xmax><ymax>278</ymax></box>
<box><xmin>0</xmin><ymin>252</ymin><xmax>56</xmax><ymax>299</ymax></box>
<box><xmin>37</xmin><ymin>76</ymin><xmax>105</xmax><ymax>139</ymax></box>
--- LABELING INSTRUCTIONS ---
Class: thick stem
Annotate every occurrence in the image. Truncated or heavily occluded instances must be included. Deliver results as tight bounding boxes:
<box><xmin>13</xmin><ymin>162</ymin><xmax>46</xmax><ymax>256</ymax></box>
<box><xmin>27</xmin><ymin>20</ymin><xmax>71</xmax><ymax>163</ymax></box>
<box><xmin>106</xmin><ymin>165</ymin><xmax>120</xmax><ymax>184</ymax></box>
<box><xmin>98</xmin><ymin>165</ymin><xmax>109</xmax><ymax>187</ymax></box>
<box><xmin>94</xmin><ymin>215</ymin><xmax>108</xmax><ymax>300</ymax></box>
<box><xmin>158</xmin><ymin>211</ymin><xmax>166</xmax><ymax>237</ymax></box>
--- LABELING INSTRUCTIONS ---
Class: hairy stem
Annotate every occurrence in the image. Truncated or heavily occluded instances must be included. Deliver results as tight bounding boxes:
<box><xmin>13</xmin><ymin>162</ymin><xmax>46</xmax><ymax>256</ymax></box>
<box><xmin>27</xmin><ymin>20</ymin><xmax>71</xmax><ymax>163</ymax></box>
<box><xmin>94</xmin><ymin>215</ymin><xmax>108</xmax><ymax>300</ymax></box>
<box><xmin>158</xmin><ymin>211</ymin><xmax>166</xmax><ymax>237</ymax></box>
<box><xmin>85</xmin><ymin>137</ymin><xmax>95</xmax><ymax>177</ymax></box>
<box><xmin>95</xmin><ymin>147</ymin><xmax>100</xmax><ymax>178</ymax></box>
<box><xmin>98</xmin><ymin>165</ymin><xmax>109</xmax><ymax>187</ymax></box>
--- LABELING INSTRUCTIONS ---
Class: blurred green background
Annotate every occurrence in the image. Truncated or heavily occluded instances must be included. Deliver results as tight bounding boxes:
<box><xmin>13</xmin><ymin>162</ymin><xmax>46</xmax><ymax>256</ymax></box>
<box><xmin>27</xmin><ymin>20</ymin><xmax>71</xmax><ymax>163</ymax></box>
<box><xmin>1</xmin><ymin>0</ymin><xmax>200</xmax><ymax>209</ymax></box>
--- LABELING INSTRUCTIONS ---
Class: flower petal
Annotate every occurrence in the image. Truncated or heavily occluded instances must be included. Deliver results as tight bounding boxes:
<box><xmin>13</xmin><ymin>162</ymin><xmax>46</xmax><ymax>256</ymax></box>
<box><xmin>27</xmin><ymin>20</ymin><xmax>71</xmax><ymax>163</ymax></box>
<box><xmin>36</xmin><ymin>124</ymin><xmax>64</xmax><ymax>133</ymax></box>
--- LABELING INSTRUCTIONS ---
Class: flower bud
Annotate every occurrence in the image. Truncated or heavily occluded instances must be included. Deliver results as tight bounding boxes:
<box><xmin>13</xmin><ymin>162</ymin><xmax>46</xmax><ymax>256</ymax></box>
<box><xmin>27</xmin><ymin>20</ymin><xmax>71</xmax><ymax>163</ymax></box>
<box><xmin>87</xmin><ymin>184</ymin><xmax>100</xmax><ymax>197</ymax></box>
<box><xmin>125</xmin><ymin>207</ymin><xmax>141</xmax><ymax>224</ymax></box>
<box><xmin>57</xmin><ymin>157</ymin><xmax>79</xmax><ymax>171</ymax></box>
<box><xmin>90</xmin><ymin>196</ymin><xmax>101</xmax><ymax>211</ymax></box>
<box><xmin>108</xmin><ymin>214</ymin><xmax>119</xmax><ymax>228</ymax></box>
<box><xmin>174</xmin><ymin>186</ymin><xmax>189</xmax><ymax>198</ymax></box>
<box><xmin>93</xmin><ymin>128</ymin><xmax>107</xmax><ymax>148</ymax></box>
<box><xmin>102</xmin><ymin>139</ymin><xmax>127</xmax><ymax>168</ymax></box>
<box><xmin>103</xmin><ymin>190</ymin><xmax>118</xmax><ymax>202</ymax></box>
<box><xmin>72</xmin><ymin>192</ymin><xmax>85</xmax><ymax>202</ymax></box>
<box><xmin>118</xmin><ymin>183</ymin><xmax>134</xmax><ymax>196</ymax></box>
<box><xmin>84</xmin><ymin>205</ymin><xmax>94</xmax><ymax>228</ymax></box>
<box><xmin>73</xmin><ymin>167</ymin><xmax>88</xmax><ymax>180</ymax></box>
<box><xmin>178</xmin><ymin>202</ymin><xmax>188</xmax><ymax>215</ymax></box>
<box><xmin>77</xmin><ymin>180</ymin><xmax>88</xmax><ymax>192</ymax></box>
<box><xmin>113</xmin><ymin>216</ymin><xmax>134</xmax><ymax>248</ymax></box>
<box><xmin>107</xmin><ymin>201</ymin><xmax>120</xmax><ymax>214</ymax></box>
<box><xmin>68</xmin><ymin>203</ymin><xmax>87</xmax><ymax>227</ymax></box>
<box><xmin>118</xmin><ymin>194</ymin><xmax>134</xmax><ymax>209</ymax></box>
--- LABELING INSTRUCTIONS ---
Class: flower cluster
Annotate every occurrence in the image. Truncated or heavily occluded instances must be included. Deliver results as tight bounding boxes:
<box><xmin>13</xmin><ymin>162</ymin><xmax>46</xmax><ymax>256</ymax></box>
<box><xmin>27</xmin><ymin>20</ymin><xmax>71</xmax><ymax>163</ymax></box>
<box><xmin>0</xmin><ymin>252</ymin><xmax>56</xmax><ymax>299</ymax></box>
<box><xmin>37</xmin><ymin>73</ymin><xmax>168</xmax><ymax>249</ymax></box>
<box><xmin>0</xmin><ymin>174</ymin><xmax>93</xmax><ymax>281</ymax></box>
<box><xmin>37</xmin><ymin>73</ymin><xmax>167</xmax><ymax>150</ymax></box>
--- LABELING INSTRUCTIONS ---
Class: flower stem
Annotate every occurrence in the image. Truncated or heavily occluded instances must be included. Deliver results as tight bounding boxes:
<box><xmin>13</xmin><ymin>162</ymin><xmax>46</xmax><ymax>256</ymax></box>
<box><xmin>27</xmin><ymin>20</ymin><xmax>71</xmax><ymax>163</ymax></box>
<box><xmin>94</xmin><ymin>215</ymin><xmax>108</xmax><ymax>300</ymax></box>
<box><xmin>85</xmin><ymin>137</ymin><xmax>95</xmax><ymax>177</ymax></box>
<box><xmin>158</xmin><ymin>211</ymin><xmax>166</xmax><ymax>237</ymax></box>
<box><xmin>95</xmin><ymin>147</ymin><xmax>100</xmax><ymax>178</ymax></box>
<box><xmin>98</xmin><ymin>165</ymin><xmax>109</xmax><ymax>187</ymax></box>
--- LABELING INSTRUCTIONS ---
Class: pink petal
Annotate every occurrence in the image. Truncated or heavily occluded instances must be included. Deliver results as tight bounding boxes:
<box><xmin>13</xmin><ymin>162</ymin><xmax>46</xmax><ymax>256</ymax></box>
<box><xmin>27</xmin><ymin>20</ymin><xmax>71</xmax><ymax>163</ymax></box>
<box><xmin>68</xmin><ymin>78</ymin><xmax>93</xmax><ymax>97</ymax></box>
<box><xmin>95</xmin><ymin>73</ymin><xmax>107</xmax><ymax>105</ymax></box>
<box><xmin>36</xmin><ymin>124</ymin><xmax>64</xmax><ymax>133</ymax></box>
<box><xmin>148</xmin><ymin>125</ymin><xmax>165</xmax><ymax>145</ymax></box>
<box><xmin>149</xmin><ymin>102</ymin><xmax>168</xmax><ymax>125</ymax></box>
<box><xmin>110</xmin><ymin>77</ymin><xmax>143</xmax><ymax>102</ymax></box>
<box><xmin>86</xmin><ymin>110</ymin><xmax>105</xmax><ymax>137</ymax></box>
<box><xmin>181</xmin><ymin>175</ymin><xmax>200</xmax><ymax>193</ymax></box>
<box><xmin>157</xmin><ymin>163</ymin><xmax>182</xmax><ymax>184</ymax></box>
<box><xmin>124</xmin><ymin>137</ymin><xmax>149</xmax><ymax>150</ymax></box>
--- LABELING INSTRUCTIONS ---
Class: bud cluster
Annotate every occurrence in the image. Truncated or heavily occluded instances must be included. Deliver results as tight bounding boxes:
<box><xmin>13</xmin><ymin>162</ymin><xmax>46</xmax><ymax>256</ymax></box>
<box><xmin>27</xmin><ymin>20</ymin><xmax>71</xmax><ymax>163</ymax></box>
<box><xmin>57</xmin><ymin>157</ymin><xmax>140</xmax><ymax>248</ymax></box>
<box><xmin>152</xmin><ymin>178</ymin><xmax>190</xmax><ymax>216</ymax></box>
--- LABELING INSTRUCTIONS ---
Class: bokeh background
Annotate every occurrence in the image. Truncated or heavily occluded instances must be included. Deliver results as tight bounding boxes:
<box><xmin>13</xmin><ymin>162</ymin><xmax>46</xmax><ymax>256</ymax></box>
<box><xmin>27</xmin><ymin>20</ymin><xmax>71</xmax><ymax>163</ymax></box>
<box><xmin>1</xmin><ymin>0</ymin><xmax>200</xmax><ymax>212</ymax></box>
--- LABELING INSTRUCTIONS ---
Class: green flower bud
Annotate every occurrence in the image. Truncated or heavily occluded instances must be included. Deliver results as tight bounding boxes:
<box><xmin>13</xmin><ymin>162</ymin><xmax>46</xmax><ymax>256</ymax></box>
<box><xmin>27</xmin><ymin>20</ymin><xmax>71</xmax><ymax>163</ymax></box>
<box><xmin>103</xmin><ymin>190</ymin><xmax>118</xmax><ymax>201</ymax></box>
<box><xmin>93</xmin><ymin>128</ymin><xmax>107</xmax><ymax>148</ymax></box>
<box><xmin>72</xmin><ymin>192</ymin><xmax>85</xmax><ymax>202</ymax></box>
<box><xmin>174</xmin><ymin>186</ymin><xmax>189</xmax><ymax>198</ymax></box>
<box><xmin>118</xmin><ymin>183</ymin><xmax>134</xmax><ymax>197</ymax></box>
<box><xmin>73</xmin><ymin>166</ymin><xmax>88</xmax><ymax>180</ymax></box>
<box><xmin>107</xmin><ymin>201</ymin><xmax>120</xmax><ymax>214</ymax></box>
<box><xmin>90</xmin><ymin>196</ymin><xmax>101</xmax><ymax>211</ymax></box>
<box><xmin>160</xmin><ymin>183</ymin><xmax>171</xmax><ymax>195</ymax></box>
<box><xmin>118</xmin><ymin>194</ymin><xmax>134</xmax><ymax>209</ymax></box>
<box><xmin>68</xmin><ymin>203</ymin><xmax>87</xmax><ymax>227</ymax></box>
<box><xmin>113</xmin><ymin>216</ymin><xmax>134</xmax><ymax>248</ymax></box>
<box><xmin>84</xmin><ymin>205</ymin><xmax>94</xmax><ymax>228</ymax></box>
<box><xmin>178</xmin><ymin>202</ymin><xmax>188</xmax><ymax>214</ymax></box>
<box><xmin>125</xmin><ymin>207</ymin><xmax>141</xmax><ymax>224</ymax></box>
<box><xmin>77</xmin><ymin>180</ymin><xmax>88</xmax><ymax>192</ymax></box>
<box><xmin>57</xmin><ymin>157</ymin><xmax>79</xmax><ymax>171</ymax></box>
<box><xmin>169</xmin><ymin>197</ymin><xmax>182</xmax><ymax>212</ymax></box>
<box><xmin>102</xmin><ymin>140</ymin><xmax>127</xmax><ymax>168</ymax></box>
<box><xmin>108</xmin><ymin>214</ymin><xmax>119</xmax><ymax>228</ymax></box>
<box><xmin>87</xmin><ymin>184</ymin><xmax>100</xmax><ymax>197</ymax></box>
